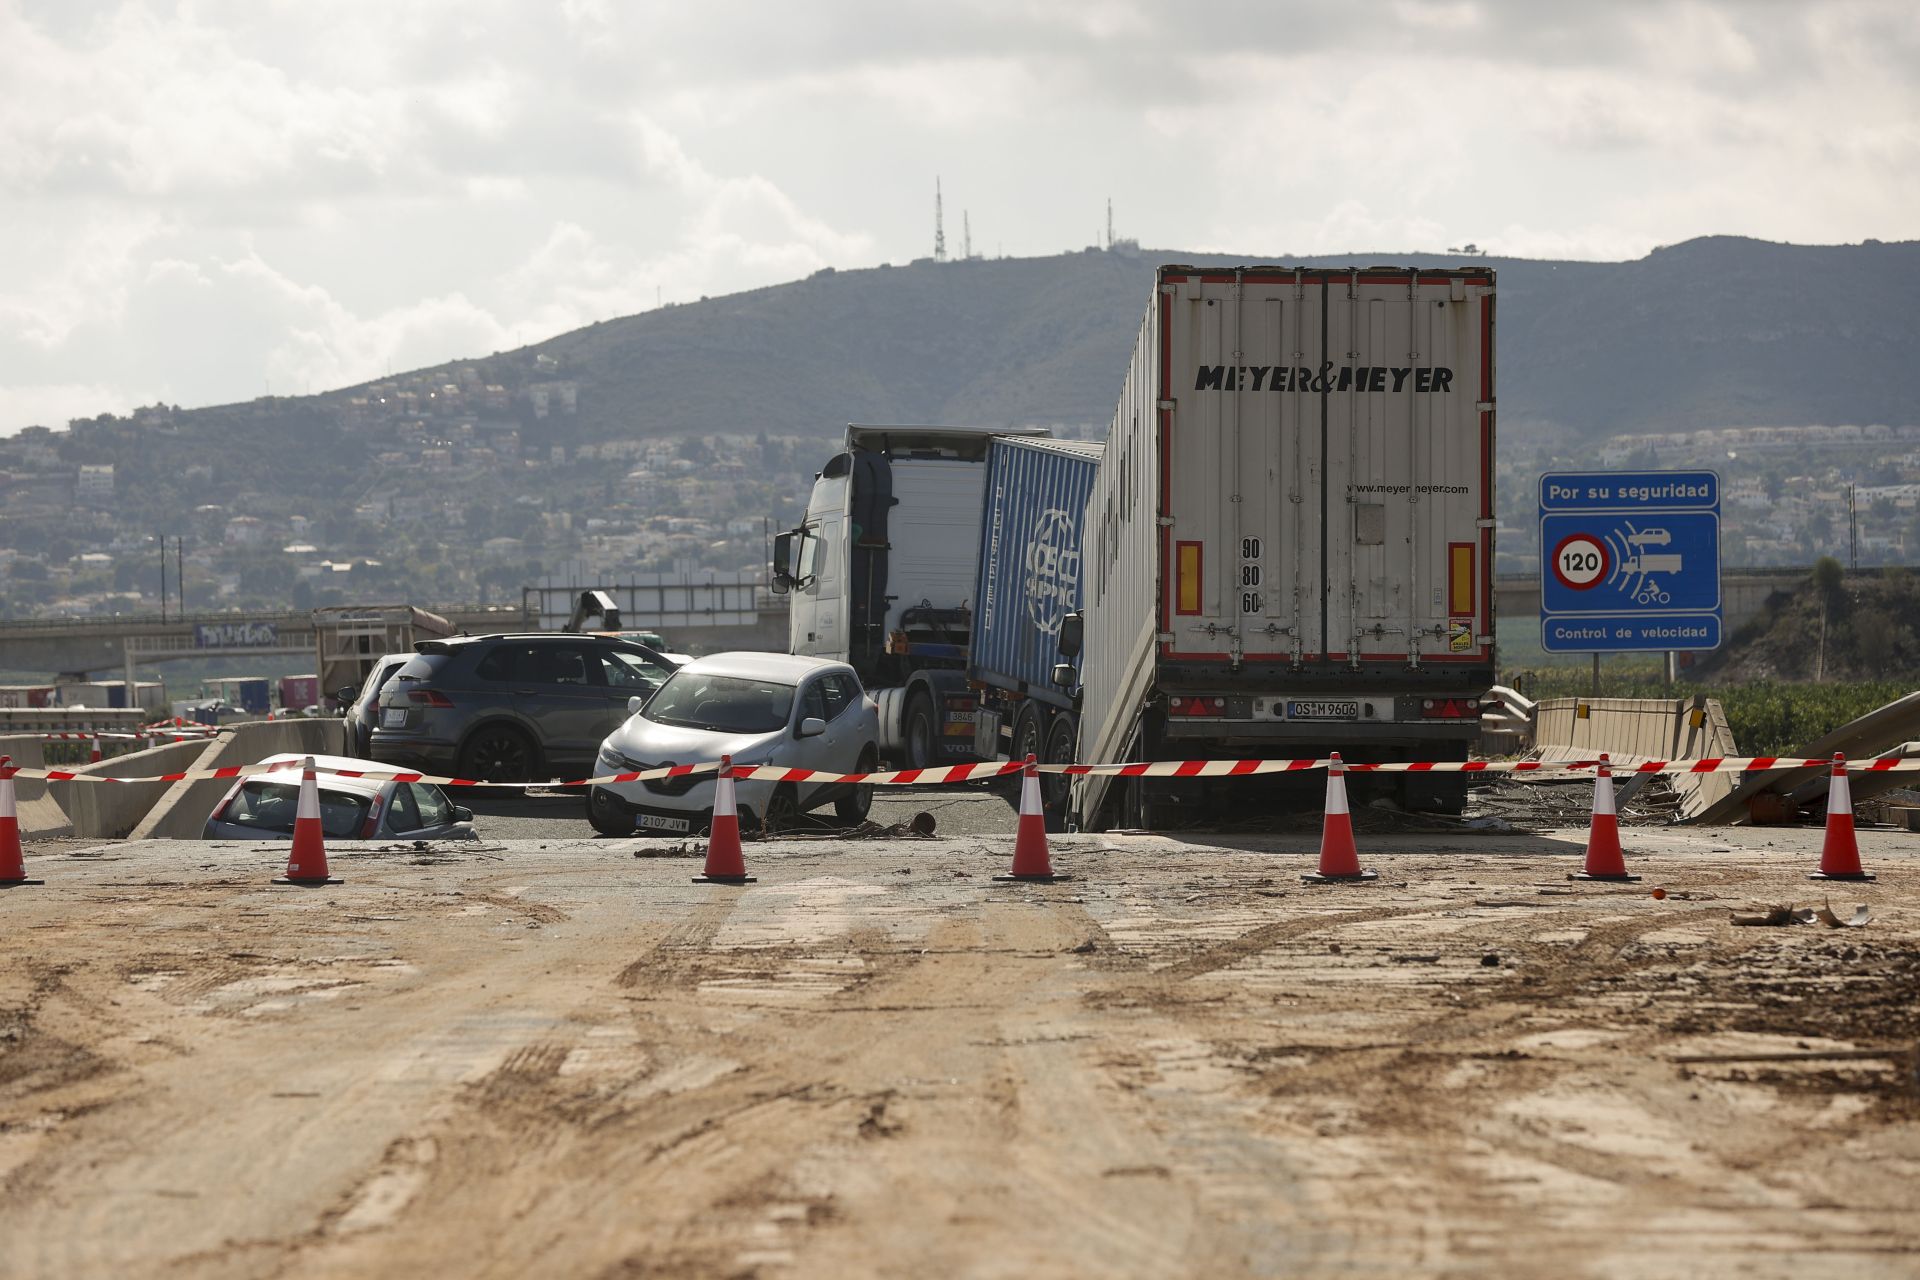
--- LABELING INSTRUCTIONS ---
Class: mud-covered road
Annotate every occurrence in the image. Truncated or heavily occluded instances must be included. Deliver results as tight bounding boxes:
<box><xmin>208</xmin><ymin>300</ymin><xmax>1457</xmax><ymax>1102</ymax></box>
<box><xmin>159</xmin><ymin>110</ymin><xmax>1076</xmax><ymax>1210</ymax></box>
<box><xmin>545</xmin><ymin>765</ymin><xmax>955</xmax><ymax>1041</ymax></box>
<box><xmin>3</xmin><ymin>822</ymin><xmax>1916</xmax><ymax>1278</ymax></box>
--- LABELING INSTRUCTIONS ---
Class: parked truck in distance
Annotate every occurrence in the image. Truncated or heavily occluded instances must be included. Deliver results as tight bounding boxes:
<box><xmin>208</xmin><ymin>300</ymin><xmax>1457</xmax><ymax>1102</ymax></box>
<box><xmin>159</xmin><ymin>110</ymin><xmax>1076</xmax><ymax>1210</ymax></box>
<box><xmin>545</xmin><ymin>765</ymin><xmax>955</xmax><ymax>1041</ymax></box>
<box><xmin>1060</xmin><ymin>263</ymin><xmax>1498</xmax><ymax>828</ymax></box>
<box><xmin>771</xmin><ymin>425</ymin><xmax>1051</xmax><ymax>770</ymax></box>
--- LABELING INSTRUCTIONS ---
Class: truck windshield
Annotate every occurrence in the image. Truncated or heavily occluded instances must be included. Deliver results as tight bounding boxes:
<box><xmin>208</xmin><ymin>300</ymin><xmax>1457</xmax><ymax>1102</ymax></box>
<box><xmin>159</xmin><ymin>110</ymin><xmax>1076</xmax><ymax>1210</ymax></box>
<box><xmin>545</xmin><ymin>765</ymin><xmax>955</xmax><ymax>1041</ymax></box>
<box><xmin>644</xmin><ymin>674</ymin><xmax>795</xmax><ymax>734</ymax></box>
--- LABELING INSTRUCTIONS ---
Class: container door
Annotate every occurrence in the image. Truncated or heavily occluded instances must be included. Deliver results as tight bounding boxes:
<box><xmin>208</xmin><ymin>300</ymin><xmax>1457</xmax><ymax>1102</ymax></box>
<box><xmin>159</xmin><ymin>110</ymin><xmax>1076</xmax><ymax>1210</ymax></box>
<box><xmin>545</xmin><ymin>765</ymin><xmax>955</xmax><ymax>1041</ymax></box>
<box><xmin>1326</xmin><ymin>278</ymin><xmax>1485</xmax><ymax>663</ymax></box>
<box><xmin>1163</xmin><ymin>275</ymin><xmax>1328</xmax><ymax>661</ymax></box>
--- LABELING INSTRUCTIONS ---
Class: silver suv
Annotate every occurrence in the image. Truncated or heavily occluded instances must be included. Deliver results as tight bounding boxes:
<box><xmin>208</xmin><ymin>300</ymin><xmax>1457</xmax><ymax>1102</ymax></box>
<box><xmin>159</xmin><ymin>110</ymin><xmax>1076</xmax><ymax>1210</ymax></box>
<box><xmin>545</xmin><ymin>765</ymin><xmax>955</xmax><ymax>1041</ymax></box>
<box><xmin>369</xmin><ymin>633</ymin><xmax>678</xmax><ymax>782</ymax></box>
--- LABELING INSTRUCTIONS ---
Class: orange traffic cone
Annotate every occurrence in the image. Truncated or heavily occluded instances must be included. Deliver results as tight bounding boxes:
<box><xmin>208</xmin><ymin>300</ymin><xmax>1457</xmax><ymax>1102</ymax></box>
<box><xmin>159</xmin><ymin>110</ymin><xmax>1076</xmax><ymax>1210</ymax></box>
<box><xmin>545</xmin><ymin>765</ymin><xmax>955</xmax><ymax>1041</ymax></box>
<box><xmin>996</xmin><ymin>754</ymin><xmax>1068</xmax><ymax>883</ymax></box>
<box><xmin>1303</xmin><ymin>752</ymin><xmax>1377</xmax><ymax>884</ymax></box>
<box><xmin>274</xmin><ymin>757</ymin><xmax>341</xmax><ymax>885</ymax></box>
<box><xmin>693</xmin><ymin>754</ymin><xmax>755</xmax><ymax>884</ymax></box>
<box><xmin>0</xmin><ymin>757</ymin><xmax>44</xmax><ymax>887</ymax></box>
<box><xmin>1571</xmin><ymin>754</ymin><xmax>1640</xmax><ymax>882</ymax></box>
<box><xmin>88</xmin><ymin>734</ymin><xmax>102</xmax><ymax>765</ymax></box>
<box><xmin>1810</xmin><ymin>753</ymin><xmax>1875</xmax><ymax>881</ymax></box>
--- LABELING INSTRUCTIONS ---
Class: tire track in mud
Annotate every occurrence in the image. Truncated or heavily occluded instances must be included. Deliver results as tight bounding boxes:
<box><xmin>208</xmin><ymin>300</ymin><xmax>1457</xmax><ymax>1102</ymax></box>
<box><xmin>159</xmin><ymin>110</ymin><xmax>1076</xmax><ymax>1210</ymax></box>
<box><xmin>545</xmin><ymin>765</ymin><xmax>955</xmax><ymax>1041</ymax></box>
<box><xmin>615</xmin><ymin>895</ymin><xmax>742</xmax><ymax>989</ymax></box>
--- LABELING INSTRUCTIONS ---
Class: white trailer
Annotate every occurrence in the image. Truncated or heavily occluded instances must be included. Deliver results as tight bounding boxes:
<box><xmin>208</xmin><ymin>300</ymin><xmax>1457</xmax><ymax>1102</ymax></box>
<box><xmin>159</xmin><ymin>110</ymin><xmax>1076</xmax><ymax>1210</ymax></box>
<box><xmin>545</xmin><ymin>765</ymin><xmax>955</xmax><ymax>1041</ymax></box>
<box><xmin>1066</xmin><ymin>264</ymin><xmax>1497</xmax><ymax>827</ymax></box>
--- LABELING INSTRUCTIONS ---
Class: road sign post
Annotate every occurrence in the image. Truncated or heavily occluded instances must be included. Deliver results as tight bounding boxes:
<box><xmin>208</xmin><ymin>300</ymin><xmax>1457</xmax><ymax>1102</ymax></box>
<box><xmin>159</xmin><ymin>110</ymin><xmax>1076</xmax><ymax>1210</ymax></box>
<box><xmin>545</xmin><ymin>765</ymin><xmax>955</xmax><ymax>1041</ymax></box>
<box><xmin>1539</xmin><ymin>470</ymin><xmax>1722</xmax><ymax>655</ymax></box>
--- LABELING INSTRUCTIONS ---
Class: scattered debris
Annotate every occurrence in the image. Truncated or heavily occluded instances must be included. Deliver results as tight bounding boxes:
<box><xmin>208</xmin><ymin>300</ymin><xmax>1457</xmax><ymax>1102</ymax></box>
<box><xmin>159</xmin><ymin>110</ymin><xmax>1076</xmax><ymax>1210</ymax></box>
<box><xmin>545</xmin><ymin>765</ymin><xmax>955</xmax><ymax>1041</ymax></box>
<box><xmin>1730</xmin><ymin>900</ymin><xmax>1870</xmax><ymax>928</ymax></box>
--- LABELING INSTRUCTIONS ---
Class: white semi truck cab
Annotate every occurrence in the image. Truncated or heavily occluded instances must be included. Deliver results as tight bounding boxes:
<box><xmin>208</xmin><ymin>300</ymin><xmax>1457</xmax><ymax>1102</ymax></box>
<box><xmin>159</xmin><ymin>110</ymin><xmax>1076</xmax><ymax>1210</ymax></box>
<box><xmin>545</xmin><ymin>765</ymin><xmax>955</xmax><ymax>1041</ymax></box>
<box><xmin>772</xmin><ymin>424</ymin><xmax>1046</xmax><ymax>769</ymax></box>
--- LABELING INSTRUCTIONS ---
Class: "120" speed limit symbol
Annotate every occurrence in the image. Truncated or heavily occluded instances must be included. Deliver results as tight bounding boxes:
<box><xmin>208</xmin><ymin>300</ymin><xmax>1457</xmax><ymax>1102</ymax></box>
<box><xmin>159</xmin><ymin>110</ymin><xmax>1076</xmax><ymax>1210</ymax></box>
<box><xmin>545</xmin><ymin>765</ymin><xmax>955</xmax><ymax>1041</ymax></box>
<box><xmin>1551</xmin><ymin>533</ymin><xmax>1610</xmax><ymax>590</ymax></box>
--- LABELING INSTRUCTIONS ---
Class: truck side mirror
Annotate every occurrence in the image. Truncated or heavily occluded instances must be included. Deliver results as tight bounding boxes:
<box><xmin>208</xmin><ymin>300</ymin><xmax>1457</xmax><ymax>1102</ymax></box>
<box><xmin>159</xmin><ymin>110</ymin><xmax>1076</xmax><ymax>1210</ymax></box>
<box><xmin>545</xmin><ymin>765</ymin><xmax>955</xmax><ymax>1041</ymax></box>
<box><xmin>1057</xmin><ymin>612</ymin><xmax>1084</xmax><ymax>660</ymax></box>
<box><xmin>1051</xmin><ymin>662</ymin><xmax>1077</xmax><ymax>688</ymax></box>
<box><xmin>770</xmin><ymin>531</ymin><xmax>794</xmax><ymax>594</ymax></box>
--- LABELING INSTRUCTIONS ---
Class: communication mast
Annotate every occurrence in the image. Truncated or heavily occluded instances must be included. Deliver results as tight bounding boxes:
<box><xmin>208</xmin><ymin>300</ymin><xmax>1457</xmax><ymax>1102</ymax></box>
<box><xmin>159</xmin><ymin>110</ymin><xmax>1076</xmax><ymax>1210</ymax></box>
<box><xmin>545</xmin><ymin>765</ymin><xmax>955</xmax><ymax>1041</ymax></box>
<box><xmin>934</xmin><ymin>178</ymin><xmax>947</xmax><ymax>262</ymax></box>
<box><xmin>1105</xmin><ymin>197</ymin><xmax>1114</xmax><ymax>250</ymax></box>
<box><xmin>962</xmin><ymin>211</ymin><xmax>972</xmax><ymax>260</ymax></box>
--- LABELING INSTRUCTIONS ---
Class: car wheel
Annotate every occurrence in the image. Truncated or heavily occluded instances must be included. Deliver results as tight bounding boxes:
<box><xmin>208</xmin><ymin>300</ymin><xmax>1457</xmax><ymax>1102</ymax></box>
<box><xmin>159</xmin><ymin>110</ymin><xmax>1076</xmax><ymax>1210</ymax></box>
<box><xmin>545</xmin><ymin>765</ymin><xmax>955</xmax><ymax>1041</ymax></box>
<box><xmin>834</xmin><ymin>746</ymin><xmax>878</xmax><ymax>824</ymax></box>
<box><xmin>586</xmin><ymin>786</ymin><xmax>633</xmax><ymax>837</ymax></box>
<box><xmin>457</xmin><ymin>724</ymin><xmax>538</xmax><ymax>784</ymax></box>
<box><xmin>904</xmin><ymin>691</ymin><xmax>938</xmax><ymax>770</ymax></box>
<box><xmin>761</xmin><ymin>784</ymin><xmax>800</xmax><ymax>835</ymax></box>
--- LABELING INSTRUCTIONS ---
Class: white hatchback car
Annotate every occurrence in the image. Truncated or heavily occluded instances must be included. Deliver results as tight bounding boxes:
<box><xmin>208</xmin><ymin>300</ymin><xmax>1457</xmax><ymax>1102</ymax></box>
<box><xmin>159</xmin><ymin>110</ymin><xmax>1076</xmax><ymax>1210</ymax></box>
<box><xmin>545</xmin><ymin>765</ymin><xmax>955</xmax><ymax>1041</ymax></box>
<box><xmin>586</xmin><ymin>653</ymin><xmax>879</xmax><ymax>836</ymax></box>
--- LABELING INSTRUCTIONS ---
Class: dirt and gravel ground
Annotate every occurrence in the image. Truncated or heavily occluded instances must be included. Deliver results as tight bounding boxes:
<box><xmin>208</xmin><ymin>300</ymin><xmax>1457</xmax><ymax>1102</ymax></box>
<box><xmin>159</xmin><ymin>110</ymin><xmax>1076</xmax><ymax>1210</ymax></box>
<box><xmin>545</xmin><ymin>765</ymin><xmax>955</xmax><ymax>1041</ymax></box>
<box><xmin>3</xmin><ymin>809</ymin><xmax>1917</xmax><ymax>1279</ymax></box>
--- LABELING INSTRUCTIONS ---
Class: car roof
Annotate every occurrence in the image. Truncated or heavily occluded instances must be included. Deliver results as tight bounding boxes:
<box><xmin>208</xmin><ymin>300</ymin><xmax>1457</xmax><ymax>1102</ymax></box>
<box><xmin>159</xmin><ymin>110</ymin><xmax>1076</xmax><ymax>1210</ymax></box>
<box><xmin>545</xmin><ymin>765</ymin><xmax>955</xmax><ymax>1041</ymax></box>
<box><xmin>415</xmin><ymin>632</ymin><xmax>664</xmax><ymax>652</ymax></box>
<box><xmin>247</xmin><ymin>753</ymin><xmax>409</xmax><ymax>794</ymax></box>
<box><xmin>670</xmin><ymin>651</ymin><xmax>852</xmax><ymax>683</ymax></box>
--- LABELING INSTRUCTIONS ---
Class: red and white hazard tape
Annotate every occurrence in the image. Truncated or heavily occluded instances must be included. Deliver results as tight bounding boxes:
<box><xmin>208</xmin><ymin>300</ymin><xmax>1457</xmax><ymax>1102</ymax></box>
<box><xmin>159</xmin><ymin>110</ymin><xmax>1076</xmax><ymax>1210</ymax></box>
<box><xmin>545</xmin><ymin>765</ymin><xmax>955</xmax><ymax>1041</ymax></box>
<box><xmin>2</xmin><ymin>754</ymin><xmax>1915</xmax><ymax>789</ymax></box>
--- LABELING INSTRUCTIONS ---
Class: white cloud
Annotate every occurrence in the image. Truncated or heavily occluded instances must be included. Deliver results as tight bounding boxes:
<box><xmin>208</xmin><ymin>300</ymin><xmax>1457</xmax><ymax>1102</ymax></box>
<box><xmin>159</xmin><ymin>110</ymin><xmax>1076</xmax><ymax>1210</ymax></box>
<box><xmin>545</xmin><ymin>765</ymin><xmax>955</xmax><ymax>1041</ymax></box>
<box><xmin>1</xmin><ymin>0</ymin><xmax>1916</xmax><ymax>433</ymax></box>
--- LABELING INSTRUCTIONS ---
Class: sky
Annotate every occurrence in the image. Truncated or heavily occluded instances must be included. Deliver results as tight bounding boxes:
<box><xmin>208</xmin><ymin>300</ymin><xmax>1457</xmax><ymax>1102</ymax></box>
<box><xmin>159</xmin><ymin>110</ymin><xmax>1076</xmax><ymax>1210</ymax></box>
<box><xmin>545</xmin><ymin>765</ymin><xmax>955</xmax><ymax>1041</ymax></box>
<box><xmin>3</xmin><ymin>0</ymin><xmax>1917</xmax><ymax>435</ymax></box>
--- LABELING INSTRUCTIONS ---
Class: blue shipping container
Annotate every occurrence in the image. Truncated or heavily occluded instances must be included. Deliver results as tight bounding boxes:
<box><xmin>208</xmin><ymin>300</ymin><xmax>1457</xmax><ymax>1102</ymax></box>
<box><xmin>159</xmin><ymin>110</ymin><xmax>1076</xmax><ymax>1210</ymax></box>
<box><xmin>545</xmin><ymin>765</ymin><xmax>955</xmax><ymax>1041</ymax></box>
<box><xmin>238</xmin><ymin>678</ymin><xmax>271</xmax><ymax>715</ymax></box>
<box><xmin>968</xmin><ymin>437</ymin><xmax>1103</xmax><ymax>705</ymax></box>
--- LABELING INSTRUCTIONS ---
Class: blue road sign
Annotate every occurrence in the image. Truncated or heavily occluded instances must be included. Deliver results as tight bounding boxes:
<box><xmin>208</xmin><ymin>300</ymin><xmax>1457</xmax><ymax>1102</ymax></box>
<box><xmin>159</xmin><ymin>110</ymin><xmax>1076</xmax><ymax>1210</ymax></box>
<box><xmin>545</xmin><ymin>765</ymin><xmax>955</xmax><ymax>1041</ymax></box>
<box><xmin>1538</xmin><ymin>470</ymin><xmax>1722</xmax><ymax>654</ymax></box>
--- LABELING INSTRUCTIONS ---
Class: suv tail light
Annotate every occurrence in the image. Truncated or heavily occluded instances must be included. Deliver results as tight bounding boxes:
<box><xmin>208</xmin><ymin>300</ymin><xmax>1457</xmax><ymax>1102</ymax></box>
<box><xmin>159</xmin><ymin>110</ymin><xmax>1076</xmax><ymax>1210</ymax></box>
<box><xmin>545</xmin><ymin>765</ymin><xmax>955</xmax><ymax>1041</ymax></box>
<box><xmin>359</xmin><ymin>793</ymin><xmax>384</xmax><ymax>838</ymax></box>
<box><xmin>1420</xmin><ymin>697</ymin><xmax>1480</xmax><ymax>720</ymax></box>
<box><xmin>407</xmin><ymin>689</ymin><xmax>455</xmax><ymax>708</ymax></box>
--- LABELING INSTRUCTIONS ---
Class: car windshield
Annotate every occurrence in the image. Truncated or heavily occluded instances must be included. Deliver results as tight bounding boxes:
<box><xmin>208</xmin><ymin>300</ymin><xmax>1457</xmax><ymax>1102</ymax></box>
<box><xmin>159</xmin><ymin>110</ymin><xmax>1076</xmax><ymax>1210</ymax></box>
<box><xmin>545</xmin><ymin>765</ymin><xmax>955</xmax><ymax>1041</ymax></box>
<box><xmin>223</xmin><ymin>781</ymin><xmax>371</xmax><ymax>837</ymax></box>
<box><xmin>643</xmin><ymin>673</ymin><xmax>795</xmax><ymax>734</ymax></box>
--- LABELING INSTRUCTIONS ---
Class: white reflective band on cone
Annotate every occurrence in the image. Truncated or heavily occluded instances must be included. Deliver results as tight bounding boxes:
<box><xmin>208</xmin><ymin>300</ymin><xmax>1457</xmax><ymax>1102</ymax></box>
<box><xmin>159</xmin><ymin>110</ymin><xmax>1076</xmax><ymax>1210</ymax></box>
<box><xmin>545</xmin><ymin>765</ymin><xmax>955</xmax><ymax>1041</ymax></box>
<box><xmin>1325</xmin><ymin>755</ymin><xmax>1350</xmax><ymax>816</ymax></box>
<box><xmin>1019</xmin><ymin>770</ymin><xmax>1043</xmax><ymax>817</ymax></box>
<box><xmin>1829</xmin><ymin>762</ymin><xmax>1852</xmax><ymax>813</ymax></box>
<box><xmin>1593</xmin><ymin>759</ymin><xmax>1617</xmax><ymax>816</ymax></box>
<box><xmin>296</xmin><ymin>758</ymin><xmax>320</xmax><ymax>821</ymax></box>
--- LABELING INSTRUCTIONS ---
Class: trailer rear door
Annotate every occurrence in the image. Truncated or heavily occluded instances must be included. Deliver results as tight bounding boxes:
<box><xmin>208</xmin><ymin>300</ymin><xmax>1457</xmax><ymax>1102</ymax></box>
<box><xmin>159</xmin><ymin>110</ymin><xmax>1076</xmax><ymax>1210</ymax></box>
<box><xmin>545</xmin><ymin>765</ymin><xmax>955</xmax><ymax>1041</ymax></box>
<box><xmin>1160</xmin><ymin>269</ymin><xmax>1493</xmax><ymax>667</ymax></box>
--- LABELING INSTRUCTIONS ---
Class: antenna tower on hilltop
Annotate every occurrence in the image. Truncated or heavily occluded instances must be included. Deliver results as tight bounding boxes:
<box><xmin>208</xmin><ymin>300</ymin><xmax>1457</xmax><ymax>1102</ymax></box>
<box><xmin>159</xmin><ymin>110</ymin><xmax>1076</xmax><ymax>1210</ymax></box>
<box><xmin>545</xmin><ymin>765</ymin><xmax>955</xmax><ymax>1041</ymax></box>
<box><xmin>934</xmin><ymin>178</ymin><xmax>947</xmax><ymax>262</ymax></box>
<box><xmin>1106</xmin><ymin>198</ymin><xmax>1114</xmax><ymax>249</ymax></box>
<box><xmin>962</xmin><ymin>211</ymin><xmax>972</xmax><ymax>260</ymax></box>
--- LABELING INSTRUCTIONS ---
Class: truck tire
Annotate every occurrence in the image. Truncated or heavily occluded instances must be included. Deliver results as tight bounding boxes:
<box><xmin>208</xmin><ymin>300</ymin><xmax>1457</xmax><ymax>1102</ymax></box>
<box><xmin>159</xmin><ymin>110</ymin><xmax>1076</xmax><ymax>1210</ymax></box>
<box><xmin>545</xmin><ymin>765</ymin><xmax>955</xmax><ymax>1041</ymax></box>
<box><xmin>903</xmin><ymin>691</ymin><xmax>938</xmax><ymax>771</ymax></box>
<box><xmin>1041</xmin><ymin>711</ymin><xmax>1076</xmax><ymax>833</ymax></box>
<box><xmin>1011</xmin><ymin>703</ymin><xmax>1044</xmax><ymax>767</ymax></box>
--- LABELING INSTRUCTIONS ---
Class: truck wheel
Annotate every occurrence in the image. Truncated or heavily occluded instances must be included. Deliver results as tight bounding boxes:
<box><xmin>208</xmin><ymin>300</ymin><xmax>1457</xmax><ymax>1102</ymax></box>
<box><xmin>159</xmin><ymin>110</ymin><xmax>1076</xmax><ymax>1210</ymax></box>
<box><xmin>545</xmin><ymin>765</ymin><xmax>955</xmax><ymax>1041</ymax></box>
<box><xmin>1041</xmin><ymin>712</ymin><xmax>1076</xmax><ymax>833</ymax></box>
<box><xmin>904</xmin><ymin>691</ymin><xmax>938</xmax><ymax>771</ymax></box>
<box><xmin>586</xmin><ymin>786</ymin><xmax>633</xmax><ymax>837</ymax></box>
<box><xmin>834</xmin><ymin>747</ymin><xmax>877</xmax><ymax>824</ymax></box>
<box><xmin>458</xmin><ymin>724</ymin><xmax>538</xmax><ymax>784</ymax></box>
<box><xmin>1011</xmin><ymin>704</ymin><xmax>1044</xmax><ymax>767</ymax></box>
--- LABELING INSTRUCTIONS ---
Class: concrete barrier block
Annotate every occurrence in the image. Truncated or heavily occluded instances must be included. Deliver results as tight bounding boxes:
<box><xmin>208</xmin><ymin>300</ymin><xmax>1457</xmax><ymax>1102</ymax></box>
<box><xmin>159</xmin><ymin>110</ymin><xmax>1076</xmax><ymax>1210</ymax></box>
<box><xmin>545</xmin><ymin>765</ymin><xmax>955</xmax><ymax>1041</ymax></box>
<box><xmin>129</xmin><ymin>720</ymin><xmax>346</xmax><ymax>842</ymax></box>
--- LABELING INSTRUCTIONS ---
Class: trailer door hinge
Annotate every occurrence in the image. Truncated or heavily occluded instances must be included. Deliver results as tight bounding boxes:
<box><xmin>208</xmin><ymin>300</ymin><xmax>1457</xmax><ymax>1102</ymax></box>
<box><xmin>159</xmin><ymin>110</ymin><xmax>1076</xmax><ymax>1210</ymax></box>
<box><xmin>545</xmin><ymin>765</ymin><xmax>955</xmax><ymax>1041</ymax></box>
<box><xmin>1476</xmin><ymin>400</ymin><xmax>1495</xmax><ymax>412</ymax></box>
<box><xmin>1157</xmin><ymin>399</ymin><xmax>1176</xmax><ymax>411</ymax></box>
<box><xmin>1475</xmin><ymin>518</ymin><xmax>1496</xmax><ymax>529</ymax></box>
<box><xmin>1157</xmin><ymin>516</ymin><xmax>1176</xmax><ymax>527</ymax></box>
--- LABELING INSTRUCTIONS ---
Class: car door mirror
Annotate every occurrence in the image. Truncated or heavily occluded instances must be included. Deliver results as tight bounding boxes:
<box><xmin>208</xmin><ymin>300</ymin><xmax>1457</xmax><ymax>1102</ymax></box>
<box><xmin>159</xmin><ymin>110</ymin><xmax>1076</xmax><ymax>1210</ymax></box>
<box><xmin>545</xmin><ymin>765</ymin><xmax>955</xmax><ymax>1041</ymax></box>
<box><xmin>1057</xmin><ymin>611</ymin><xmax>1084</xmax><ymax>659</ymax></box>
<box><xmin>627</xmin><ymin>695</ymin><xmax>646</xmax><ymax>715</ymax></box>
<box><xmin>335</xmin><ymin>687</ymin><xmax>358</xmax><ymax>706</ymax></box>
<box><xmin>797</xmin><ymin>716</ymin><xmax>826</xmax><ymax>738</ymax></box>
<box><xmin>452</xmin><ymin>805</ymin><xmax>473</xmax><ymax>823</ymax></box>
<box><xmin>771</xmin><ymin>531</ymin><xmax>794</xmax><ymax>593</ymax></box>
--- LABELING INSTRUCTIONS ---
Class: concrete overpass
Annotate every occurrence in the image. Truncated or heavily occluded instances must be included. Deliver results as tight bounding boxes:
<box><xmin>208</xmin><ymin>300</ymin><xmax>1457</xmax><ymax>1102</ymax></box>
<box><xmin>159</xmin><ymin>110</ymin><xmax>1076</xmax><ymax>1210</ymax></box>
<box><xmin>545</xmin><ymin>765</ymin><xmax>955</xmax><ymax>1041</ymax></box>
<box><xmin>1493</xmin><ymin>566</ymin><xmax>1804</xmax><ymax>638</ymax></box>
<box><xmin>0</xmin><ymin>565</ymin><xmax>1809</xmax><ymax>682</ymax></box>
<box><xmin>0</xmin><ymin>605</ymin><xmax>534</xmax><ymax>681</ymax></box>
